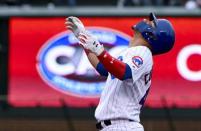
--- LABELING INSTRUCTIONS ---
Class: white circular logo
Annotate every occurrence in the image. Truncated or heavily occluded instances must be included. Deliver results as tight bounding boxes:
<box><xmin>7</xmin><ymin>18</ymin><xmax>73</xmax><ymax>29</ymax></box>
<box><xmin>36</xmin><ymin>27</ymin><xmax>131</xmax><ymax>97</ymax></box>
<box><xmin>177</xmin><ymin>44</ymin><xmax>201</xmax><ymax>81</ymax></box>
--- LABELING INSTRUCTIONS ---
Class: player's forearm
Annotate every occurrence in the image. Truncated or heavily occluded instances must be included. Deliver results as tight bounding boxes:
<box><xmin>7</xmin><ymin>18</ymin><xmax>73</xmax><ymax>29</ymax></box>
<box><xmin>97</xmin><ymin>50</ymin><xmax>132</xmax><ymax>80</ymax></box>
<box><xmin>85</xmin><ymin>50</ymin><xmax>108</xmax><ymax>76</ymax></box>
<box><xmin>85</xmin><ymin>52</ymin><xmax>99</xmax><ymax>68</ymax></box>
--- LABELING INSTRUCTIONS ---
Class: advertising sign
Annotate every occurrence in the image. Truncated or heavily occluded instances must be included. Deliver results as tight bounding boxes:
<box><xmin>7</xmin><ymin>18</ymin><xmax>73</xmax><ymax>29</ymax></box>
<box><xmin>9</xmin><ymin>17</ymin><xmax>201</xmax><ymax>108</ymax></box>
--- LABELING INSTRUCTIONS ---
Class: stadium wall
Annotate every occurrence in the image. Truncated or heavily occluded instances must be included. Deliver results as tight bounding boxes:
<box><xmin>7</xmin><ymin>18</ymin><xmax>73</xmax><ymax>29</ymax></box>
<box><xmin>0</xmin><ymin>6</ymin><xmax>201</xmax><ymax>131</ymax></box>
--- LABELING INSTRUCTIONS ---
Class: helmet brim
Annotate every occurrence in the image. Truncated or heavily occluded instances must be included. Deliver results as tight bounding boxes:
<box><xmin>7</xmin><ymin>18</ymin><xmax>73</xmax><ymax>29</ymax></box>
<box><xmin>131</xmin><ymin>12</ymin><xmax>158</xmax><ymax>30</ymax></box>
<box><xmin>149</xmin><ymin>12</ymin><xmax>158</xmax><ymax>27</ymax></box>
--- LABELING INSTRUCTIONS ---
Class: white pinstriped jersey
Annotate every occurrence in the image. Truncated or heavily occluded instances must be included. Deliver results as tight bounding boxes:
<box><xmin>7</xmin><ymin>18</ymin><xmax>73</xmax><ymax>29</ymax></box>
<box><xmin>95</xmin><ymin>46</ymin><xmax>153</xmax><ymax>123</ymax></box>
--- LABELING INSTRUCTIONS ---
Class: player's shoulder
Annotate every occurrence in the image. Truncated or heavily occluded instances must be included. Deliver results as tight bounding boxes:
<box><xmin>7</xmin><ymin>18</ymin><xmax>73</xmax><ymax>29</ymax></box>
<box><xmin>125</xmin><ymin>45</ymin><xmax>153</xmax><ymax>67</ymax></box>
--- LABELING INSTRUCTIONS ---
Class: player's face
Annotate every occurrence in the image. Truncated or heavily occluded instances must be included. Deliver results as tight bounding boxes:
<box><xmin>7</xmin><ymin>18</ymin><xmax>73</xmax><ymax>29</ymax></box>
<box><xmin>130</xmin><ymin>19</ymin><xmax>154</xmax><ymax>48</ymax></box>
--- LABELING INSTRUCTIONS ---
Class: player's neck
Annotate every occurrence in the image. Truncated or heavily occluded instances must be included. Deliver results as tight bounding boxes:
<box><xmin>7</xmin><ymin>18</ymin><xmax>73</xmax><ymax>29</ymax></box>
<box><xmin>129</xmin><ymin>35</ymin><xmax>151</xmax><ymax>49</ymax></box>
<box><xmin>129</xmin><ymin>38</ymin><xmax>148</xmax><ymax>47</ymax></box>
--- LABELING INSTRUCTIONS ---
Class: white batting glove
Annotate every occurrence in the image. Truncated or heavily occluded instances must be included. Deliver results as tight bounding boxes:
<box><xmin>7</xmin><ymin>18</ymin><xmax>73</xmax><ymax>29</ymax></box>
<box><xmin>65</xmin><ymin>16</ymin><xmax>85</xmax><ymax>38</ymax></box>
<box><xmin>78</xmin><ymin>32</ymin><xmax>104</xmax><ymax>56</ymax></box>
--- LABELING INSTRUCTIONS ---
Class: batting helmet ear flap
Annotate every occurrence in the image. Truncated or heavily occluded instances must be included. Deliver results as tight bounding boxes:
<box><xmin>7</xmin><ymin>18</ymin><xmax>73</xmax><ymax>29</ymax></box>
<box><xmin>149</xmin><ymin>12</ymin><xmax>158</xmax><ymax>27</ymax></box>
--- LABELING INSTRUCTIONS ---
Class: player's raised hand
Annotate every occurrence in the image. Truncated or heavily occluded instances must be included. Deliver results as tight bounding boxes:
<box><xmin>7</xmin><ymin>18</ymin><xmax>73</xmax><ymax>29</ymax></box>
<box><xmin>78</xmin><ymin>32</ymin><xmax>104</xmax><ymax>56</ymax></box>
<box><xmin>65</xmin><ymin>16</ymin><xmax>85</xmax><ymax>38</ymax></box>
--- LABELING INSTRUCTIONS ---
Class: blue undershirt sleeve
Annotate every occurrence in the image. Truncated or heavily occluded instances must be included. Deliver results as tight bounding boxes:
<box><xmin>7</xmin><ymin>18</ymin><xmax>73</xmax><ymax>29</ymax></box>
<box><xmin>96</xmin><ymin>62</ymin><xmax>109</xmax><ymax>76</ymax></box>
<box><xmin>96</xmin><ymin>62</ymin><xmax>131</xmax><ymax>79</ymax></box>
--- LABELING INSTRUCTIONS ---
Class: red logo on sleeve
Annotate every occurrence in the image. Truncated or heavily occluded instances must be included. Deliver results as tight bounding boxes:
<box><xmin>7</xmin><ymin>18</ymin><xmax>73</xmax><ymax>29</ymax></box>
<box><xmin>132</xmin><ymin>56</ymin><xmax>143</xmax><ymax>68</ymax></box>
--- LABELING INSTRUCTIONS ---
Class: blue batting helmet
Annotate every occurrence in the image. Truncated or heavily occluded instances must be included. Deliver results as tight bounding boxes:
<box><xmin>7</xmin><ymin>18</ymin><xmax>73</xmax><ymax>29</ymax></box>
<box><xmin>133</xmin><ymin>13</ymin><xmax>175</xmax><ymax>55</ymax></box>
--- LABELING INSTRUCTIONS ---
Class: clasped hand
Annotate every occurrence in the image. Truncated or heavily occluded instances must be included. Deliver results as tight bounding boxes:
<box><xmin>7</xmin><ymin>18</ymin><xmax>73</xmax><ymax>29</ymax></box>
<box><xmin>65</xmin><ymin>16</ymin><xmax>104</xmax><ymax>56</ymax></box>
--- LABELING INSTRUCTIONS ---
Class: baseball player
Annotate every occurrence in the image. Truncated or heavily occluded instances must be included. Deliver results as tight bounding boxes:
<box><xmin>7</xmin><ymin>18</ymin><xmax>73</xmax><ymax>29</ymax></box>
<box><xmin>65</xmin><ymin>13</ymin><xmax>175</xmax><ymax>131</ymax></box>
